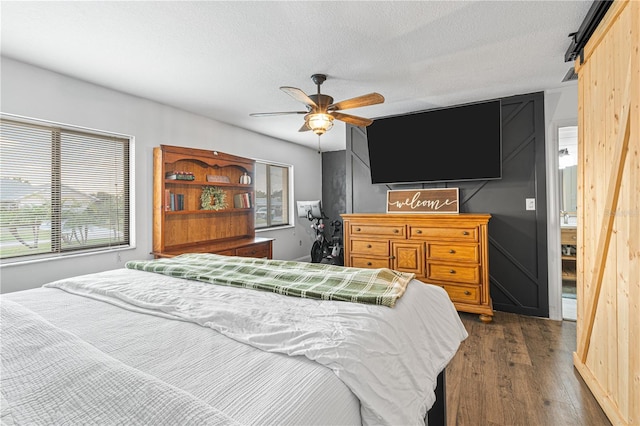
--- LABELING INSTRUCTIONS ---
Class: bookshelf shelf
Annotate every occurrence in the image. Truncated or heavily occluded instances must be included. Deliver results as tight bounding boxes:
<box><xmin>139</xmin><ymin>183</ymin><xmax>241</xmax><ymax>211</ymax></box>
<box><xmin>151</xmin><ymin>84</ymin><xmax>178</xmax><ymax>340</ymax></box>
<box><xmin>164</xmin><ymin>208</ymin><xmax>254</xmax><ymax>216</ymax></box>
<box><xmin>164</xmin><ymin>180</ymin><xmax>253</xmax><ymax>188</ymax></box>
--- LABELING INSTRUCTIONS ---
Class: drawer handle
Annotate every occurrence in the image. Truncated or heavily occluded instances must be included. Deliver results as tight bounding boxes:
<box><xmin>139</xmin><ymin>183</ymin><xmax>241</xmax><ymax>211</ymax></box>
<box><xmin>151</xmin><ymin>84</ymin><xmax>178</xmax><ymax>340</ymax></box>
<box><xmin>572</xmin><ymin>235</ymin><xmax>576</xmax><ymax>240</ymax></box>
<box><xmin>449</xmin><ymin>249</ymin><xmax>455</xmax><ymax>254</ymax></box>
<box><xmin>367</xmin><ymin>262</ymin><xmax>372</xmax><ymax>266</ymax></box>
<box><xmin>367</xmin><ymin>244</ymin><xmax>372</xmax><ymax>248</ymax></box>
<box><xmin>462</xmin><ymin>231</ymin><xmax>469</xmax><ymax>235</ymax></box>
<box><xmin>393</xmin><ymin>229</ymin><xmax>399</xmax><ymax>233</ymax></box>
<box><xmin>389</xmin><ymin>255</ymin><xmax>396</xmax><ymax>260</ymax></box>
<box><xmin>464</xmin><ymin>291</ymin><xmax>471</xmax><ymax>295</ymax></box>
<box><xmin>416</xmin><ymin>230</ymin><xmax>422</xmax><ymax>234</ymax></box>
<box><xmin>356</xmin><ymin>228</ymin><xmax>361</xmax><ymax>232</ymax></box>
<box><xmin>449</xmin><ymin>269</ymin><xmax>456</xmax><ymax>274</ymax></box>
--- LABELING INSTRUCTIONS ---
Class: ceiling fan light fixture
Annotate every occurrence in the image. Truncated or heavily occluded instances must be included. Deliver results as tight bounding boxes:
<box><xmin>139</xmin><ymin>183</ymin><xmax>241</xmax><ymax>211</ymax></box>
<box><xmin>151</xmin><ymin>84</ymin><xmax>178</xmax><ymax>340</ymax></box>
<box><xmin>305</xmin><ymin>113</ymin><xmax>334</xmax><ymax>135</ymax></box>
<box><xmin>250</xmin><ymin>74</ymin><xmax>383</xmax><ymax>143</ymax></box>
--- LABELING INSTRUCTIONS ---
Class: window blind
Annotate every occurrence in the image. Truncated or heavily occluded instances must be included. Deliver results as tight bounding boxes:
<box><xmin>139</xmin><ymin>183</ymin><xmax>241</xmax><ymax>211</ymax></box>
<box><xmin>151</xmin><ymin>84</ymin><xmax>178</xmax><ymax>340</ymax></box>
<box><xmin>0</xmin><ymin>116</ymin><xmax>131</xmax><ymax>261</ymax></box>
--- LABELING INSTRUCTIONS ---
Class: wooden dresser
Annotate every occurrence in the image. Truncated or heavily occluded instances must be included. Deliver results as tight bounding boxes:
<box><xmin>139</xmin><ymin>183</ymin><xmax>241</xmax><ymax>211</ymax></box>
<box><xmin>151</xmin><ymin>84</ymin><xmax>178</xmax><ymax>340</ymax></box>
<box><xmin>342</xmin><ymin>213</ymin><xmax>493</xmax><ymax>323</ymax></box>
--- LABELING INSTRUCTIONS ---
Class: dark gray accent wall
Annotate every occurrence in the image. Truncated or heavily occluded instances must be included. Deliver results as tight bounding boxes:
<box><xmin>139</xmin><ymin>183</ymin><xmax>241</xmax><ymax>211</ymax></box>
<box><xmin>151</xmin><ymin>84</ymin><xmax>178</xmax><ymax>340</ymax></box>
<box><xmin>332</xmin><ymin>91</ymin><xmax>549</xmax><ymax>318</ymax></box>
<box><xmin>321</xmin><ymin>150</ymin><xmax>346</xmax><ymax>225</ymax></box>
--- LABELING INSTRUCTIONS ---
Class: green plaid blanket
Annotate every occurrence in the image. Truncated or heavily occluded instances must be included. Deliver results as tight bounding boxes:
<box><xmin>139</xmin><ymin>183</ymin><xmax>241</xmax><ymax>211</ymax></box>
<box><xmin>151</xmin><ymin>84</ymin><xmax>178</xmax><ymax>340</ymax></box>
<box><xmin>125</xmin><ymin>253</ymin><xmax>414</xmax><ymax>308</ymax></box>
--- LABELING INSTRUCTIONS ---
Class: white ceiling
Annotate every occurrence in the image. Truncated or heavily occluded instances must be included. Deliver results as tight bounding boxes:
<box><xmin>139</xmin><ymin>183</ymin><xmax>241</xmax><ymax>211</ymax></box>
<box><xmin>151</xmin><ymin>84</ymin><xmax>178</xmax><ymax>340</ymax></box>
<box><xmin>1</xmin><ymin>1</ymin><xmax>589</xmax><ymax>152</ymax></box>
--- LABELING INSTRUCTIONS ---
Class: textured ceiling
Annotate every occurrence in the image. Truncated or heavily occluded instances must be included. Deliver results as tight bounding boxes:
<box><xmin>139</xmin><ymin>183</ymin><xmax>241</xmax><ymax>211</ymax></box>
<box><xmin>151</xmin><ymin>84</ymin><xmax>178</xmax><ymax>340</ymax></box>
<box><xmin>1</xmin><ymin>1</ymin><xmax>589</xmax><ymax>152</ymax></box>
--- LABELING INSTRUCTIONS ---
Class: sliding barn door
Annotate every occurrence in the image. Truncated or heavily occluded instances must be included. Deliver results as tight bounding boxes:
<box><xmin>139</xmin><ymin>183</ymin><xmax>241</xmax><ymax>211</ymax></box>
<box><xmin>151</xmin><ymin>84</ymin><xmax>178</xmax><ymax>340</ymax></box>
<box><xmin>573</xmin><ymin>1</ymin><xmax>639</xmax><ymax>424</ymax></box>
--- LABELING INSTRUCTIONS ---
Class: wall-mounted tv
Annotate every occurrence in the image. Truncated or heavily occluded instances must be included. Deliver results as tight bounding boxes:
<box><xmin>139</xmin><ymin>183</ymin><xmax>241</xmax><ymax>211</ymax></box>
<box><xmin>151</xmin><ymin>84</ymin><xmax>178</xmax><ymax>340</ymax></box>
<box><xmin>367</xmin><ymin>100</ymin><xmax>502</xmax><ymax>184</ymax></box>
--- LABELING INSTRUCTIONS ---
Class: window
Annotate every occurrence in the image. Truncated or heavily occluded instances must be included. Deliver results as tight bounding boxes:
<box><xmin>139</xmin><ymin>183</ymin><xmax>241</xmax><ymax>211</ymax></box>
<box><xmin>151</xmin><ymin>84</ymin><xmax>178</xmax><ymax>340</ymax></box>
<box><xmin>0</xmin><ymin>114</ymin><xmax>133</xmax><ymax>262</ymax></box>
<box><xmin>254</xmin><ymin>160</ymin><xmax>291</xmax><ymax>229</ymax></box>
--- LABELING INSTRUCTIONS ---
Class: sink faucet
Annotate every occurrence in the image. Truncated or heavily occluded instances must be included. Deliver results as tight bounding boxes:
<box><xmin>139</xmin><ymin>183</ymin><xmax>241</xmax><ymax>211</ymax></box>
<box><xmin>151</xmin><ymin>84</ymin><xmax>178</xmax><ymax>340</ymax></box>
<box><xmin>561</xmin><ymin>211</ymin><xmax>569</xmax><ymax>224</ymax></box>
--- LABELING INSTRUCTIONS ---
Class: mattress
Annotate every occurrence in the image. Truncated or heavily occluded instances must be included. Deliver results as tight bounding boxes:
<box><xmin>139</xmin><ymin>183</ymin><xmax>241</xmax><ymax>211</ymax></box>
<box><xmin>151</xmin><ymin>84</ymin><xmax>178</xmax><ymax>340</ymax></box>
<box><xmin>1</xmin><ymin>263</ymin><xmax>468</xmax><ymax>425</ymax></box>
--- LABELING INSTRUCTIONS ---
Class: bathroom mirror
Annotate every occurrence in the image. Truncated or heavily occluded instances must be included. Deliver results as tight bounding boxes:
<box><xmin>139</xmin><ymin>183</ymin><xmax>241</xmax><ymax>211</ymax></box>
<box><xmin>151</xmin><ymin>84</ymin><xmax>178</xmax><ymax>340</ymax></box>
<box><xmin>561</xmin><ymin>165</ymin><xmax>577</xmax><ymax>213</ymax></box>
<box><xmin>559</xmin><ymin>125</ymin><xmax>578</xmax><ymax>225</ymax></box>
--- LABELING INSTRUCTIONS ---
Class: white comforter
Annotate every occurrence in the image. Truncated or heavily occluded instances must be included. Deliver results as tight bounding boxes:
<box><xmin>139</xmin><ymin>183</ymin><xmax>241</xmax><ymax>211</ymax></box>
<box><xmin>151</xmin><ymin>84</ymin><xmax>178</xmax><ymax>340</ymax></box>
<box><xmin>1</xmin><ymin>299</ymin><xmax>239</xmax><ymax>426</ymax></box>
<box><xmin>41</xmin><ymin>268</ymin><xmax>468</xmax><ymax>426</ymax></box>
<box><xmin>4</xmin><ymin>286</ymin><xmax>361</xmax><ymax>426</ymax></box>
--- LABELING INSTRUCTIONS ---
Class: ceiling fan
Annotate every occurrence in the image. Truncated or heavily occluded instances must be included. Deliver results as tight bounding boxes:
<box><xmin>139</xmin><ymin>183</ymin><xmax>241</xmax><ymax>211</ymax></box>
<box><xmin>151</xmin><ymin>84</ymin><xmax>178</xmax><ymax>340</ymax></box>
<box><xmin>250</xmin><ymin>74</ymin><xmax>384</xmax><ymax>137</ymax></box>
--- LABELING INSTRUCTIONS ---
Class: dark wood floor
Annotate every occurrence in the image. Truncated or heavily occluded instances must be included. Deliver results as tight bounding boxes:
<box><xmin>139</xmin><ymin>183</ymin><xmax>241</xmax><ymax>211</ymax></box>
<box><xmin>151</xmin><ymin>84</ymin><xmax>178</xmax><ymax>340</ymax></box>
<box><xmin>446</xmin><ymin>311</ymin><xmax>611</xmax><ymax>426</ymax></box>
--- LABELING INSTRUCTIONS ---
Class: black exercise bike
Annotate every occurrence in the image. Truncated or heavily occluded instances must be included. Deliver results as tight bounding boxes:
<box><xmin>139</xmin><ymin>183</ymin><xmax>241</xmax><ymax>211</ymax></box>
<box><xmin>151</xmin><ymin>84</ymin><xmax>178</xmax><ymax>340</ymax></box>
<box><xmin>309</xmin><ymin>216</ymin><xmax>343</xmax><ymax>266</ymax></box>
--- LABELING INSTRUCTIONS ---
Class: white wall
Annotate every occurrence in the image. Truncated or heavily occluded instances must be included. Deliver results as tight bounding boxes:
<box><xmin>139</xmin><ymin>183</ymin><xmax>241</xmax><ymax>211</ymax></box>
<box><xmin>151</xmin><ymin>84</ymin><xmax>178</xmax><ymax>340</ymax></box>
<box><xmin>544</xmin><ymin>83</ymin><xmax>578</xmax><ymax>320</ymax></box>
<box><xmin>0</xmin><ymin>57</ymin><xmax>322</xmax><ymax>293</ymax></box>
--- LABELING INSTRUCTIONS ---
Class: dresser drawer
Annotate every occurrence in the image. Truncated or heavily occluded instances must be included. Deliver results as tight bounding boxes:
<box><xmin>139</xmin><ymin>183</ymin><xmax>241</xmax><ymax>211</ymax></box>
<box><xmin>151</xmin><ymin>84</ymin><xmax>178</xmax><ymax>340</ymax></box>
<box><xmin>428</xmin><ymin>243</ymin><xmax>479</xmax><ymax>263</ymax></box>
<box><xmin>350</xmin><ymin>224</ymin><xmax>405</xmax><ymax>238</ymax></box>
<box><xmin>350</xmin><ymin>256</ymin><xmax>390</xmax><ymax>269</ymax></box>
<box><xmin>236</xmin><ymin>243</ymin><xmax>270</xmax><ymax>258</ymax></box>
<box><xmin>427</xmin><ymin>263</ymin><xmax>480</xmax><ymax>284</ymax></box>
<box><xmin>350</xmin><ymin>239</ymin><xmax>389</xmax><ymax>256</ymax></box>
<box><xmin>410</xmin><ymin>226</ymin><xmax>478</xmax><ymax>242</ymax></box>
<box><xmin>439</xmin><ymin>283</ymin><xmax>481</xmax><ymax>304</ymax></box>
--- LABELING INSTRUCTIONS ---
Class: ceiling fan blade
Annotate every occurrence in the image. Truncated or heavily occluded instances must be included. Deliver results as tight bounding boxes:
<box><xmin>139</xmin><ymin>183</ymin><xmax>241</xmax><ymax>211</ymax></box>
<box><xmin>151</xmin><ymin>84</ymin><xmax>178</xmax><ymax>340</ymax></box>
<box><xmin>331</xmin><ymin>112</ymin><xmax>374</xmax><ymax>127</ymax></box>
<box><xmin>249</xmin><ymin>111</ymin><xmax>307</xmax><ymax>117</ymax></box>
<box><xmin>280</xmin><ymin>87</ymin><xmax>318</xmax><ymax>109</ymax></box>
<box><xmin>298</xmin><ymin>122</ymin><xmax>311</xmax><ymax>132</ymax></box>
<box><xmin>329</xmin><ymin>93</ymin><xmax>384</xmax><ymax>111</ymax></box>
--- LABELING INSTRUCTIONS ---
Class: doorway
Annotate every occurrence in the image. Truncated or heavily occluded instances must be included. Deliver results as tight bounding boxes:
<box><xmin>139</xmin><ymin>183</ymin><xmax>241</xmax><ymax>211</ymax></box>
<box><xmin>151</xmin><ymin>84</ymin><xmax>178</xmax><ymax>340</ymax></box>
<box><xmin>558</xmin><ymin>125</ymin><xmax>578</xmax><ymax>321</ymax></box>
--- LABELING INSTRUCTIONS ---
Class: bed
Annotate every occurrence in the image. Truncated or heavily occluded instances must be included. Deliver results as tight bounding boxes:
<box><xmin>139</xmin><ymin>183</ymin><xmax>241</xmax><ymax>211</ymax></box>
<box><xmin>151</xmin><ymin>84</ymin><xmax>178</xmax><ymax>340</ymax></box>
<box><xmin>1</xmin><ymin>253</ymin><xmax>468</xmax><ymax>426</ymax></box>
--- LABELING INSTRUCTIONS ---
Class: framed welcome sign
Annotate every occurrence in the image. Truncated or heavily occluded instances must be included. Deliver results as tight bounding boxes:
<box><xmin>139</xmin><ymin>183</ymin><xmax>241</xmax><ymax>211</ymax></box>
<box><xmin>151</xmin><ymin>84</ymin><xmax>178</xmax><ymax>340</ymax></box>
<box><xmin>386</xmin><ymin>188</ymin><xmax>459</xmax><ymax>214</ymax></box>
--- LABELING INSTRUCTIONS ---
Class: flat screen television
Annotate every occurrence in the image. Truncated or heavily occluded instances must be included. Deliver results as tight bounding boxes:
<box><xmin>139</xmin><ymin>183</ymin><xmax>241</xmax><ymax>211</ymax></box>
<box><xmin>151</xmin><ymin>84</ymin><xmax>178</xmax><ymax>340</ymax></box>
<box><xmin>367</xmin><ymin>100</ymin><xmax>502</xmax><ymax>184</ymax></box>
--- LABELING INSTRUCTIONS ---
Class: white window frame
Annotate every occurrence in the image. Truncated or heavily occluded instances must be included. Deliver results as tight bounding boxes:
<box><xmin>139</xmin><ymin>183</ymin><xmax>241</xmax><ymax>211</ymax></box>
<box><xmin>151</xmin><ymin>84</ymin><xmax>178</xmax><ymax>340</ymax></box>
<box><xmin>253</xmin><ymin>158</ymin><xmax>294</xmax><ymax>231</ymax></box>
<box><xmin>0</xmin><ymin>113</ymin><xmax>136</xmax><ymax>265</ymax></box>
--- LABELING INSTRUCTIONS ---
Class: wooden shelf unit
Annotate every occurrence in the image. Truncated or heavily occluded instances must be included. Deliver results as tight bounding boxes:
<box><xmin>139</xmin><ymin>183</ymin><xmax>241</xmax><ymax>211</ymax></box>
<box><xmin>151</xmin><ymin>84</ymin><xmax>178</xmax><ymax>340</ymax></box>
<box><xmin>152</xmin><ymin>144</ymin><xmax>273</xmax><ymax>259</ymax></box>
<box><xmin>561</xmin><ymin>227</ymin><xmax>577</xmax><ymax>282</ymax></box>
<box><xmin>342</xmin><ymin>213</ymin><xmax>493</xmax><ymax>323</ymax></box>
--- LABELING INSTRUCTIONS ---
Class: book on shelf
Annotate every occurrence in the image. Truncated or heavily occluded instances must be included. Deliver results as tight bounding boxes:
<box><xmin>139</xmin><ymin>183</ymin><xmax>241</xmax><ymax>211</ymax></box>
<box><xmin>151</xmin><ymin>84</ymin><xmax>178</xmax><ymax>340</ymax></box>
<box><xmin>233</xmin><ymin>192</ymin><xmax>251</xmax><ymax>209</ymax></box>
<box><xmin>165</xmin><ymin>171</ymin><xmax>195</xmax><ymax>181</ymax></box>
<box><xmin>165</xmin><ymin>190</ymin><xmax>185</xmax><ymax>211</ymax></box>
